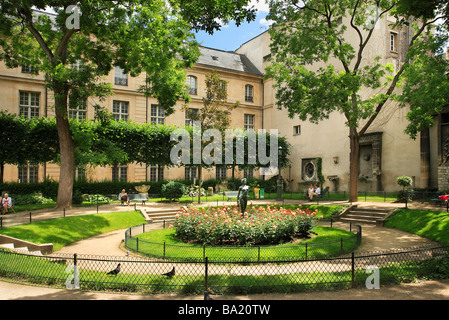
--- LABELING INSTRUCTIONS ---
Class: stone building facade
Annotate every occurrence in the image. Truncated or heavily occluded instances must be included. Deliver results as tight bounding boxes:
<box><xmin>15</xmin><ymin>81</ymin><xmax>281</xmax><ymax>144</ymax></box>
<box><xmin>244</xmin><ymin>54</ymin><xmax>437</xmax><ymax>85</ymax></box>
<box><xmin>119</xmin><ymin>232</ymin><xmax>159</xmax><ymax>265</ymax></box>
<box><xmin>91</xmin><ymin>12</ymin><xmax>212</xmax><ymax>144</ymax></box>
<box><xmin>0</xmin><ymin>13</ymin><xmax>444</xmax><ymax>192</ymax></box>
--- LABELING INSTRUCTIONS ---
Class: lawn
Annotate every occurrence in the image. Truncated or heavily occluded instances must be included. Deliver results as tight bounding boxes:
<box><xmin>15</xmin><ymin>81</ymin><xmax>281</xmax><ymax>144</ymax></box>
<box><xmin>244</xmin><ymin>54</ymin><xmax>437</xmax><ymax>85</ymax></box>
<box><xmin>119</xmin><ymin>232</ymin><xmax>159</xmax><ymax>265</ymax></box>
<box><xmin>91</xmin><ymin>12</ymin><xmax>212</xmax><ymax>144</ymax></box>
<box><xmin>0</xmin><ymin>211</ymin><xmax>145</xmax><ymax>251</ymax></box>
<box><xmin>133</xmin><ymin>225</ymin><xmax>358</xmax><ymax>261</ymax></box>
<box><xmin>385</xmin><ymin>208</ymin><xmax>449</xmax><ymax>245</ymax></box>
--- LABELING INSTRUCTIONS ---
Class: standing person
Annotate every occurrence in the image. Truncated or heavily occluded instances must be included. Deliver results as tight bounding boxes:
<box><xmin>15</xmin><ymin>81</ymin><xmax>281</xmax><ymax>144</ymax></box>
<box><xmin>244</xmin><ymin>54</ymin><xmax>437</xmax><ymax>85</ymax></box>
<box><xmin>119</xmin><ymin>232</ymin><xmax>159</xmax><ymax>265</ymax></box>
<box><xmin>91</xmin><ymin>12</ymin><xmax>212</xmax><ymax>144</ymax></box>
<box><xmin>1</xmin><ymin>193</ymin><xmax>12</xmax><ymax>214</ymax></box>
<box><xmin>120</xmin><ymin>189</ymin><xmax>130</xmax><ymax>206</ymax></box>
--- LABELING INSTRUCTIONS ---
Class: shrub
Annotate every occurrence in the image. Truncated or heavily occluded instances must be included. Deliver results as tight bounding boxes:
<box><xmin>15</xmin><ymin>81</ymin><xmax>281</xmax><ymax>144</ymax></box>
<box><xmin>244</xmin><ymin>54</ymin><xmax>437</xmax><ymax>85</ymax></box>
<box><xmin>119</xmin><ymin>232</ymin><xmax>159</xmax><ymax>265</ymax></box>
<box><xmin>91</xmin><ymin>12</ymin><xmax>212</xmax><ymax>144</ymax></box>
<box><xmin>397</xmin><ymin>175</ymin><xmax>413</xmax><ymax>202</ymax></box>
<box><xmin>161</xmin><ymin>181</ymin><xmax>186</xmax><ymax>201</ymax></box>
<box><xmin>14</xmin><ymin>194</ymin><xmax>54</xmax><ymax>205</ymax></box>
<box><xmin>171</xmin><ymin>205</ymin><xmax>318</xmax><ymax>246</ymax></box>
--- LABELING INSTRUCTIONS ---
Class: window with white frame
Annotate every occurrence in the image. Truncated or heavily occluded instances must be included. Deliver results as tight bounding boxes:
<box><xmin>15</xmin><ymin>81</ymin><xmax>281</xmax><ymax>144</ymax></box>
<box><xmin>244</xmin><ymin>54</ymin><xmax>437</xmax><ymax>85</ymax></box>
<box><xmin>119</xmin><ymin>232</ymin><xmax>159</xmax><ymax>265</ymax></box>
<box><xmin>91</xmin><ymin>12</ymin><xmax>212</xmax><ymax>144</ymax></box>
<box><xmin>113</xmin><ymin>100</ymin><xmax>129</xmax><ymax>121</ymax></box>
<box><xmin>390</xmin><ymin>32</ymin><xmax>398</xmax><ymax>52</ymax></box>
<box><xmin>185</xmin><ymin>108</ymin><xmax>198</xmax><ymax>126</ymax></box>
<box><xmin>19</xmin><ymin>91</ymin><xmax>40</xmax><ymax>119</ymax></box>
<box><xmin>114</xmin><ymin>66</ymin><xmax>128</xmax><ymax>86</ymax></box>
<box><xmin>245</xmin><ymin>84</ymin><xmax>254</xmax><ymax>102</ymax></box>
<box><xmin>18</xmin><ymin>163</ymin><xmax>39</xmax><ymax>183</ymax></box>
<box><xmin>244</xmin><ymin>114</ymin><xmax>255</xmax><ymax>131</ymax></box>
<box><xmin>150</xmin><ymin>104</ymin><xmax>165</xmax><ymax>124</ymax></box>
<box><xmin>21</xmin><ymin>65</ymin><xmax>38</xmax><ymax>74</ymax></box>
<box><xmin>150</xmin><ymin>165</ymin><xmax>164</xmax><ymax>181</ymax></box>
<box><xmin>293</xmin><ymin>125</ymin><xmax>301</xmax><ymax>136</ymax></box>
<box><xmin>112</xmin><ymin>164</ymin><xmax>127</xmax><ymax>182</ymax></box>
<box><xmin>187</xmin><ymin>75</ymin><xmax>197</xmax><ymax>95</ymax></box>
<box><xmin>185</xmin><ymin>166</ymin><xmax>197</xmax><ymax>180</ymax></box>
<box><xmin>69</xmin><ymin>96</ymin><xmax>87</xmax><ymax>120</ymax></box>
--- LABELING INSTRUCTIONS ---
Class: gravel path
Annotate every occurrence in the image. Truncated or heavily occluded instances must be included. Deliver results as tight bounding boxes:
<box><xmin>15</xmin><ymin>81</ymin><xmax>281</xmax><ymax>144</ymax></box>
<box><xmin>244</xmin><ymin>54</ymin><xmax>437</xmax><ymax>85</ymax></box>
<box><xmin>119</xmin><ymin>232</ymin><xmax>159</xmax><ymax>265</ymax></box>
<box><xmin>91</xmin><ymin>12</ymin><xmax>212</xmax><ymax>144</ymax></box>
<box><xmin>1</xmin><ymin>200</ymin><xmax>447</xmax><ymax>300</ymax></box>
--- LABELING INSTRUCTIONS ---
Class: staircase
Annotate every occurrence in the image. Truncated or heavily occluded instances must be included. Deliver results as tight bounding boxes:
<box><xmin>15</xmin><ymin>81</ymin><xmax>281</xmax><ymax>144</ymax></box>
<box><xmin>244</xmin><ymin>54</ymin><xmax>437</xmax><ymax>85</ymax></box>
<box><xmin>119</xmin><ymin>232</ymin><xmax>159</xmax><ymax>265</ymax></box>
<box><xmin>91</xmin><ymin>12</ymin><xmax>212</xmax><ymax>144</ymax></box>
<box><xmin>141</xmin><ymin>208</ymin><xmax>180</xmax><ymax>222</ymax></box>
<box><xmin>0</xmin><ymin>242</ymin><xmax>44</xmax><ymax>256</ymax></box>
<box><xmin>337</xmin><ymin>205</ymin><xmax>394</xmax><ymax>226</ymax></box>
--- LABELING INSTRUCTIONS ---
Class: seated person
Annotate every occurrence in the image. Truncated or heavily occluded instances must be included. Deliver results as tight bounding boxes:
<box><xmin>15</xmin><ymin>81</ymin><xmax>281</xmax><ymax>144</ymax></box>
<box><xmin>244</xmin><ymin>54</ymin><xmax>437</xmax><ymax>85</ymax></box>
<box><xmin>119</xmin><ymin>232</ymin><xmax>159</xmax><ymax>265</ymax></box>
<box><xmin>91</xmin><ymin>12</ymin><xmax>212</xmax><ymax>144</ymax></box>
<box><xmin>439</xmin><ymin>193</ymin><xmax>449</xmax><ymax>202</ymax></box>
<box><xmin>307</xmin><ymin>184</ymin><xmax>314</xmax><ymax>200</ymax></box>
<box><xmin>309</xmin><ymin>184</ymin><xmax>321</xmax><ymax>200</ymax></box>
<box><xmin>1</xmin><ymin>193</ymin><xmax>12</xmax><ymax>214</ymax></box>
<box><xmin>120</xmin><ymin>189</ymin><xmax>130</xmax><ymax>206</ymax></box>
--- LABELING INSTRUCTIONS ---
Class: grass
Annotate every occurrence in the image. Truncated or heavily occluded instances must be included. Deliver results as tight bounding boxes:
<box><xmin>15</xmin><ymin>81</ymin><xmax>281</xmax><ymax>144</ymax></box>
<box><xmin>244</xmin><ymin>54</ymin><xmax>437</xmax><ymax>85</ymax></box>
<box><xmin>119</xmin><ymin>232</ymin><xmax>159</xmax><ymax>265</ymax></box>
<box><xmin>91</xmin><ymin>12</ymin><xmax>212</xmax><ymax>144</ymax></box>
<box><xmin>0</xmin><ymin>211</ymin><xmax>145</xmax><ymax>251</ymax></box>
<box><xmin>133</xmin><ymin>225</ymin><xmax>358</xmax><ymax>261</ymax></box>
<box><xmin>385</xmin><ymin>208</ymin><xmax>449</xmax><ymax>245</ymax></box>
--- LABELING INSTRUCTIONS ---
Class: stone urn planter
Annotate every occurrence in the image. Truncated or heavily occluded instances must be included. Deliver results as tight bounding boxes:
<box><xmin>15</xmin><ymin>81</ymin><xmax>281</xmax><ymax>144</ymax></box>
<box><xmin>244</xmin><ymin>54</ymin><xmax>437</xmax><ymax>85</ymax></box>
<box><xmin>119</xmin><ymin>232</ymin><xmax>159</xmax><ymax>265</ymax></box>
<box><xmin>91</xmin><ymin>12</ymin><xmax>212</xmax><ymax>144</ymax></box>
<box><xmin>135</xmin><ymin>185</ymin><xmax>150</xmax><ymax>194</ymax></box>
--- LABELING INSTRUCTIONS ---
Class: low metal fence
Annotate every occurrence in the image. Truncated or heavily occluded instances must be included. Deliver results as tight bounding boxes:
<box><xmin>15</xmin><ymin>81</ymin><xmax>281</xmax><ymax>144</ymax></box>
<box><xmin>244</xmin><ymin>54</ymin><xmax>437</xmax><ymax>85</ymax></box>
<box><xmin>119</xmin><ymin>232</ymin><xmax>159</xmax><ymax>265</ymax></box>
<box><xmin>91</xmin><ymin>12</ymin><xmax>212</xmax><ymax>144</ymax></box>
<box><xmin>0</xmin><ymin>245</ymin><xmax>447</xmax><ymax>294</ymax></box>
<box><xmin>124</xmin><ymin>220</ymin><xmax>362</xmax><ymax>262</ymax></box>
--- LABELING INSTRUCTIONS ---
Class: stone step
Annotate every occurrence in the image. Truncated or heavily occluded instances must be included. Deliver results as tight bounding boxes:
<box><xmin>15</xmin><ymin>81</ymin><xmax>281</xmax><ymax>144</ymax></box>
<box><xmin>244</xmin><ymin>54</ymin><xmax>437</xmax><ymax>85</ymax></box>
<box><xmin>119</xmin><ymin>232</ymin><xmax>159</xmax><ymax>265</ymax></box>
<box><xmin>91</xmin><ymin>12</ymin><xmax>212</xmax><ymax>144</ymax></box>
<box><xmin>338</xmin><ymin>217</ymin><xmax>377</xmax><ymax>225</ymax></box>
<box><xmin>0</xmin><ymin>243</ymin><xmax>43</xmax><ymax>256</ymax></box>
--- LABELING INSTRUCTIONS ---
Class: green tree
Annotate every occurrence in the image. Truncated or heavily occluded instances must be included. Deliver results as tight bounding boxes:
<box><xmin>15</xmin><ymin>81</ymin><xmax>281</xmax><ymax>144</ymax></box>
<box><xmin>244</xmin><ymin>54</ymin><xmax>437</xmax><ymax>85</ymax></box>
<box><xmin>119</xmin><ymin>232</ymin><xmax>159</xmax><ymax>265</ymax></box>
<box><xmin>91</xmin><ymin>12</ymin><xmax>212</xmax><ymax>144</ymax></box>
<box><xmin>0</xmin><ymin>1</ymin><xmax>256</xmax><ymax>208</ymax></box>
<box><xmin>185</xmin><ymin>71</ymin><xmax>239</xmax><ymax>203</ymax></box>
<box><xmin>266</xmin><ymin>0</ymin><xmax>448</xmax><ymax>202</ymax></box>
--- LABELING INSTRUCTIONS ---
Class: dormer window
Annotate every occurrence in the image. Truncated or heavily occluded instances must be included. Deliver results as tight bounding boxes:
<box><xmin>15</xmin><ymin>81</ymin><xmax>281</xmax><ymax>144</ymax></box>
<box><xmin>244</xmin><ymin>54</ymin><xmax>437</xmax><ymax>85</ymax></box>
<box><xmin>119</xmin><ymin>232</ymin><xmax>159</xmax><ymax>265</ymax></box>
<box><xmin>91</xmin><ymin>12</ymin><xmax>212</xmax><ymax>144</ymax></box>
<box><xmin>114</xmin><ymin>66</ymin><xmax>128</xmax><ymax>86</ymax></box>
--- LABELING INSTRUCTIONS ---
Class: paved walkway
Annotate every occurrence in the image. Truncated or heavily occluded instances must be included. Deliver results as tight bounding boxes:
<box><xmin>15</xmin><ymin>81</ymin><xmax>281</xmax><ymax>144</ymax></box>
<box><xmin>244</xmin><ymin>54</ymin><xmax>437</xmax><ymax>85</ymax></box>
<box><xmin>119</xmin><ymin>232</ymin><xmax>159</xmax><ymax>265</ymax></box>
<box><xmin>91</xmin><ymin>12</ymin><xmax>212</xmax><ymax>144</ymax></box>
<box><xmin>0</xmin><ymin>199</ymin><xmax>448</xmax><ymax>300</ymax></box>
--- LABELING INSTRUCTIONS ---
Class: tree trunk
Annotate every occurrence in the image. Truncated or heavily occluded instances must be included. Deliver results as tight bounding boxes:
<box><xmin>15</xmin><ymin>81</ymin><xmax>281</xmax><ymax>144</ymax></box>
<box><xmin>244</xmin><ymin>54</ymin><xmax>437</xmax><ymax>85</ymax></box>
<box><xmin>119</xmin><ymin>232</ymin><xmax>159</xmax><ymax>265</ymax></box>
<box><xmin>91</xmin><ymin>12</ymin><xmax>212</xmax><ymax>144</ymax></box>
<box><xmin>54</xmin><ymin>88</ymin><xmax>75</xmax><ymax>209</ymax></box>
<box><xmin>349</xmin><ymin>127</ymin><xmax>360</xmax><ymax>202</ymax></box>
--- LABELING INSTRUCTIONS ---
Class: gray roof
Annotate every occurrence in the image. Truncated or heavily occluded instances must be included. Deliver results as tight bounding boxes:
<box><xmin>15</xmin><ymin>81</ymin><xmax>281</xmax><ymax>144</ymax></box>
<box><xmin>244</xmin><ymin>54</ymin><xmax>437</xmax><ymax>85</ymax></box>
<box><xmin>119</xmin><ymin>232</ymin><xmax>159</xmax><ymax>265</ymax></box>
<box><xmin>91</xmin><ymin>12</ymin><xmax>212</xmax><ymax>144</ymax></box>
<box><xmin>197</xmin><ymin>47</ymin><xmax>262</xmax><ymax>76</ymax></box>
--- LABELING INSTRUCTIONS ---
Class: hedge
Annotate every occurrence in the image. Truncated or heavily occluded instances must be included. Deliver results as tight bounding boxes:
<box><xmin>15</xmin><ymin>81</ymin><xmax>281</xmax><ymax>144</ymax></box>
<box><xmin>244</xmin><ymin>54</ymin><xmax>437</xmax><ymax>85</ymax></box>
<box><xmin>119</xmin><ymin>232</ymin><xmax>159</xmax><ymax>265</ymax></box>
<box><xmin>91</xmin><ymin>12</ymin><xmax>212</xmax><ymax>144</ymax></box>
<box><xmin>0</xmin><ymin>176</ymin><xmax>286</xmax><ymax>200</ymax></box>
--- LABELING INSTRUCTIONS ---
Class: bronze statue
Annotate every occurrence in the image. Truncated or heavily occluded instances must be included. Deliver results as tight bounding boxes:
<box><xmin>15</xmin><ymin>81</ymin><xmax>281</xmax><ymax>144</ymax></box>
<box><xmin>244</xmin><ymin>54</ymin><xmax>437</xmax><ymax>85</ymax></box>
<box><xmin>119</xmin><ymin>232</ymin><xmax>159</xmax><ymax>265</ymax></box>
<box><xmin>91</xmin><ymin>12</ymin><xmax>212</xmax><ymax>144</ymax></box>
<box><xmin>237</xmin><ymin>178</ymin><xmax>248</xmax><ymax>215</ymax></box>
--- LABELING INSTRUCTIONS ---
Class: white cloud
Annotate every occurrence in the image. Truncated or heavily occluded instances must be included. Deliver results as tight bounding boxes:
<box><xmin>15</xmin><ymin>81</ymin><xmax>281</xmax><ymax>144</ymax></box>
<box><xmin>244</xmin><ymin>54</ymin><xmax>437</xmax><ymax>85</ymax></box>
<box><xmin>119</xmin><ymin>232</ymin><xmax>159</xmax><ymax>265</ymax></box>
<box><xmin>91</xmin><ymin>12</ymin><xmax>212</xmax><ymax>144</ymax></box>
<box><xmin>259</xmin><ymin>17</ymin><xmax>273</xmax><ymax>29</ymax></box>
<box><xmin>248</xmin><ymin>0</ymin><xmax>269</xmax><ymax>13</ymax></box>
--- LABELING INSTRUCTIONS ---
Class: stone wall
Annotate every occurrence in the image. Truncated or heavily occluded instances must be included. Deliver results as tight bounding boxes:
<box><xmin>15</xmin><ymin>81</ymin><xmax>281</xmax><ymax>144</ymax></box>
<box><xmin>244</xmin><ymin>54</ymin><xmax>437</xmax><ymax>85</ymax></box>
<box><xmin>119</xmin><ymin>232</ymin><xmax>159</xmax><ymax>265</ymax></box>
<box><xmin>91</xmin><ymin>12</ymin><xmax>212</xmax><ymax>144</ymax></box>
<box><xmin>438</xmin><ymin>165</ymin><xmax>449</xmax><ymax>190</ymax></box>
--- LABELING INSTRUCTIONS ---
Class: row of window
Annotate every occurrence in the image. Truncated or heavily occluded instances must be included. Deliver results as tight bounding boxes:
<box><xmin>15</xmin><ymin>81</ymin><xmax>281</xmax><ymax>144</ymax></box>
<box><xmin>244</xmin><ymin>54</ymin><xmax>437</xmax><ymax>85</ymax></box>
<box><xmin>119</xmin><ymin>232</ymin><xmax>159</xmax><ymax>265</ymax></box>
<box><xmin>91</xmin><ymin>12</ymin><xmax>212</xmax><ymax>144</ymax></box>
<box><xmin>17</xmin><ymin>164</ymin><xmax>254</xmax><ymax>183</ymax></box>
<box><xmin>18</xmin><ymin>91</ymin><xmax>257</xmax><ymax>129</ymax></box>
<box><xmin>186</xmin><ymin>75</ymin><xmax>255</xmax><ymax>102</ymax></box>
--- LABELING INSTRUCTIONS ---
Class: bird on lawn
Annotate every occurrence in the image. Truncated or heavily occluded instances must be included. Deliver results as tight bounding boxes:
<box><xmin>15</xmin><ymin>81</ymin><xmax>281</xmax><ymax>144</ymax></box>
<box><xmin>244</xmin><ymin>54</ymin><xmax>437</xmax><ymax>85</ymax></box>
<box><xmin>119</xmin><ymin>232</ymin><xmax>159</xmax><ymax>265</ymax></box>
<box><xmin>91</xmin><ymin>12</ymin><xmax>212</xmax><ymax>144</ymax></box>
<box><xmin>107</xmin><ymin>263</ymin><xmax>121</xmax><ymax>276</ymax></box>
<box><xmin>162</xmin><ymin>266</ymin><xmax>175</xmax><ymax>278</ymax></box>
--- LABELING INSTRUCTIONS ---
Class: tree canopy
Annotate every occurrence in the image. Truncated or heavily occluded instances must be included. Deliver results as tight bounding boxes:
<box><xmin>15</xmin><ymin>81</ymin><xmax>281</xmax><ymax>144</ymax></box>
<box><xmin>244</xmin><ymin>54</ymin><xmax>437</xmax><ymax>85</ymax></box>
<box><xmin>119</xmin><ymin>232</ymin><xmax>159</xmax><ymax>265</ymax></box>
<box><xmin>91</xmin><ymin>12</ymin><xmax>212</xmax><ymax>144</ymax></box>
<box><xmin>265</xmin><ymin>0</ymin><xmax>449</xmax><ymax>201</ymax></box>
<box><xmin>0</xmin><ymin>0</ymin><xmax>257</xmax><ymax>208</ymax></box>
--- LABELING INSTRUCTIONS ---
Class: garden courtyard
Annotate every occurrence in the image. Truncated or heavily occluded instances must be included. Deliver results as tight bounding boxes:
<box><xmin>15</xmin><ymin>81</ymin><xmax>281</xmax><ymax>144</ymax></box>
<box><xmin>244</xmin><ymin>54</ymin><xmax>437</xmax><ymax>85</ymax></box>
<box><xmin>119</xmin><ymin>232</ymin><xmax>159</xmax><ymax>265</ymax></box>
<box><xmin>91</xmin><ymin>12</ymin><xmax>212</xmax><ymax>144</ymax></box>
<box><xmin>1</xmin><ymin>197</ymin><xmax>449</xmax><ymax>300</ymax></box>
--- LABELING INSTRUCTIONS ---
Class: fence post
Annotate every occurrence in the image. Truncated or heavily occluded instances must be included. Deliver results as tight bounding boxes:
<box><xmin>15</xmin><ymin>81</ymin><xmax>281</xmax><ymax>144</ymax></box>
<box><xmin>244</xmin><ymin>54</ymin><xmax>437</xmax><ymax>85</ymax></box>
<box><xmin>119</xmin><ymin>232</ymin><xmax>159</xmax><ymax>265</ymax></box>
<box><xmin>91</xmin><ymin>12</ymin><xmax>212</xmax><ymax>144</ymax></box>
<box><xmin>305</xmin><ymin>243</ymin><xmax>308</xmax><ymax>260</ymax></box>
<box><xmin>63</xmin><ymin>208</ymin><xmax>65</xmax><ymax>217</ymax></box>
<box><xmin>340</xmin><ymin>238</ymin><xmax>343</xmax><ymax>254</ymax></box>
<box><xmin>29</xmin><ymin>212</ymin><xmax>32</xmax><ymax>224</ymax></box>
<box><xmin>258</xmin><ymin>246</ymin><xmax>261</xmax><ymax>262</ymax></box>
<box><xmin>204</xmin><ymin>257</ymin><xmax>209</xmax><ymax>292</ymax></box>
<box><xmin>136</xmin><ymin>237</ymin><xmax>139</xmax><ymax>252</ymax></box>
<box><xmin>163</xmin><ymin>241</ymin><xmax>166</xmax><ymax>259</ymax></box>
<box><xmin>203</xmin><ymin>245</ymin><xmax>206</xmax><ymax>261</ymax></box>
<box><xmin>351</xmin><ymin>252</ymin><xmax>355</xmax><ymax>287</ymax></box>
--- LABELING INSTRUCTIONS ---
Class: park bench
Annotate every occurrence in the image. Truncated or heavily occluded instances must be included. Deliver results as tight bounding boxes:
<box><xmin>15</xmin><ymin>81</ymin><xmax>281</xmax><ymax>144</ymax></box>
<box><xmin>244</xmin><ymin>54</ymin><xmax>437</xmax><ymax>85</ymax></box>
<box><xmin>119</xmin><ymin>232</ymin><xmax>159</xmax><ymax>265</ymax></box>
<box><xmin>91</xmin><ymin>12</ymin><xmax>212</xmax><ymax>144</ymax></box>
<box><xmin>117</xmin><ymin>193</ymin><xmax>148</xmax><ymax>205</ymax></box>
<box><xmin>224</xmin><ymin>191</ymin><xmax>239</xmax><ymax>201</ymax></box>
<box><xmin>304</xmin><ymin>187</ymin><xmax>329</xmax><ymax>201</ymax></box>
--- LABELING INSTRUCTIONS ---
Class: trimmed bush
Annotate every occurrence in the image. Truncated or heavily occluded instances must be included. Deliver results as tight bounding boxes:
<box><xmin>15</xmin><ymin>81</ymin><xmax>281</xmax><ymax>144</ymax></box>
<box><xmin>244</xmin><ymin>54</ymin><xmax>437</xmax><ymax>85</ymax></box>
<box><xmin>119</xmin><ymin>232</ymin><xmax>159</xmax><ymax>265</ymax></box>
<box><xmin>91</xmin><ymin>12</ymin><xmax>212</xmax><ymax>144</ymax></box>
<box><xmin>161</xmin><ymin>181</ymin><xmax>187</xmax><ymax>201</ymax></box>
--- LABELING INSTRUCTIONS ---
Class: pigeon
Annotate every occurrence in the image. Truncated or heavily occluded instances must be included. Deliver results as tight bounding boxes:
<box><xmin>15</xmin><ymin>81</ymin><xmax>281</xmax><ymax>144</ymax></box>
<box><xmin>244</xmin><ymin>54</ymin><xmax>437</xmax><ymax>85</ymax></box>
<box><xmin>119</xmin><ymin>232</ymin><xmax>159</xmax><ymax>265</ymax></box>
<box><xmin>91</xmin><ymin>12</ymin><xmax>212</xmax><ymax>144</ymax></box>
<box><xmin>204</xmin><ymin>291</ymin><xmax>214</xmax><ymax>300</ymax></box>
<box><xmin>107</xmin><ymin>263</ymin><xmax>121</xmax><ymax>276</ymax></box>
<box><xmin>162</xmin><ymin>266</ymin><xmax>175</xmax><ymax>278</ymax></box>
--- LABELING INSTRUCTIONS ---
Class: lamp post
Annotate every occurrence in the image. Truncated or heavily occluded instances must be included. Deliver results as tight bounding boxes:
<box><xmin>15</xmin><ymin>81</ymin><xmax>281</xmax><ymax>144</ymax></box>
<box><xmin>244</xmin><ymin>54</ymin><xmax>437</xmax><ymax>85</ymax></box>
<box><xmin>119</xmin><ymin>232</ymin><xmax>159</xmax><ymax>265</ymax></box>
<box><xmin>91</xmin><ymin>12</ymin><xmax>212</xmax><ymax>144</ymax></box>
<box><xmin>276</xmin><ymin>146</ymin><xmax>283</xmax><ymax>201</ymax></box>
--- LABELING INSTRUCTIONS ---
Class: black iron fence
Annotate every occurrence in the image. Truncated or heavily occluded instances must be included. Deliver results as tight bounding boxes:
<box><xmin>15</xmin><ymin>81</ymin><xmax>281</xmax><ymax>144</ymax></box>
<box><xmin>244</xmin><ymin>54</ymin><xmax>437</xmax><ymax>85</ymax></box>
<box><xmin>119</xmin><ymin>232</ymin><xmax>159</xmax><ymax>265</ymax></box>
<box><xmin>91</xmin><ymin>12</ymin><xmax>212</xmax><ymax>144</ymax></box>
<box><xmin>0</xmin><ymin>245</ymin><xmax>447</xmax><ymax>294</ymax></box>
<box><xmin>124</xmin><ymin>220</ymin><xmax>362</xmax><ymax>262</ymax></box>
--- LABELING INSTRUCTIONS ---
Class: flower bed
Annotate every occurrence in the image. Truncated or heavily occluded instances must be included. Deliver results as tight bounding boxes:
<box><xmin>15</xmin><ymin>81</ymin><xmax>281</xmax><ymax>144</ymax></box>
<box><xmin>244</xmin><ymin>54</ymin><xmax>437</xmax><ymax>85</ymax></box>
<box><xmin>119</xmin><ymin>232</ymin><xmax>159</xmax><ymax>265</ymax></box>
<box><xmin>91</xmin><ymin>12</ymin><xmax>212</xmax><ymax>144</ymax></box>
<box><xmin>170</xmin><ymin>205</ymin><xmax>318</xmax><ymax>246</ymax></box>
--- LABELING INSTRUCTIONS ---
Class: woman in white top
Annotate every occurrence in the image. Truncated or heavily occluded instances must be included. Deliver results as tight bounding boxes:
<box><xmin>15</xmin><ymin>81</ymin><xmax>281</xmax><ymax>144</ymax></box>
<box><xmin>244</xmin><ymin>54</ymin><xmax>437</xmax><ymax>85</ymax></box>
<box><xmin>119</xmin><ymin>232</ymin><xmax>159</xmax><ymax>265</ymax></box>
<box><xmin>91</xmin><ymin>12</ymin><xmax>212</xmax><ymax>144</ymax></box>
<box><xmin>1</xmin><ymin>193</ymin><xmax>12</xmax><ymax>214</ymax></box>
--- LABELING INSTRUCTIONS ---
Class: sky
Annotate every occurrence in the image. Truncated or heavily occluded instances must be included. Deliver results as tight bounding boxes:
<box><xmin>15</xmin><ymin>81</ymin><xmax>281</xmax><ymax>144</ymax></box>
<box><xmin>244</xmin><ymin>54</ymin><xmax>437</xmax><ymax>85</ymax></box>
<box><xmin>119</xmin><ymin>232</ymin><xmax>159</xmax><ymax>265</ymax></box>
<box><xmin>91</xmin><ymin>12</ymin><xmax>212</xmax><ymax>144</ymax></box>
<box><xmin>193</xmin><ymin>0</ymin><xmax>272</xmax><ymax>52</ymax></box>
